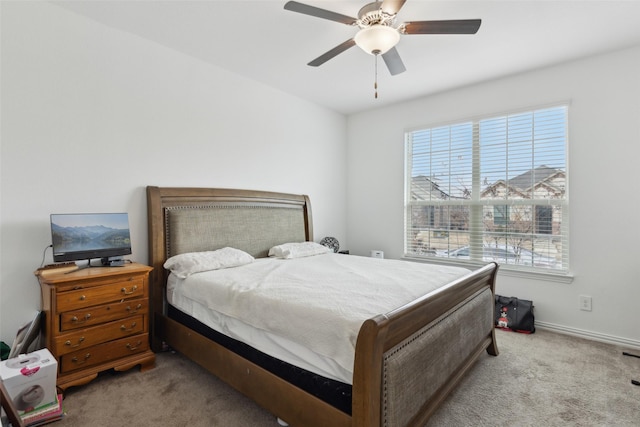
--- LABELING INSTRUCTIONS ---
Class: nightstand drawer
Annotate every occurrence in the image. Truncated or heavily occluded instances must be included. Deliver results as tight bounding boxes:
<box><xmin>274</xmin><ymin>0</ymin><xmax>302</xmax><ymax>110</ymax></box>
<box><xmin>60</xmin><ymin>298</ymin><xmax>148</xmax><ymax>331</ymax></box>
<box><xmin>60</xmin><ymin>333</ymin><xmax>150</xmax><ymax>373</ymax></box>
<box><xmin>54</xmin><ymin>314</ymin><xmax>145</xmax><ymax>356</ymax></box>
<box><xmin>56</xmin><ymin>277</ymin><xmax>145</xmax><ymax>312</ymax></box>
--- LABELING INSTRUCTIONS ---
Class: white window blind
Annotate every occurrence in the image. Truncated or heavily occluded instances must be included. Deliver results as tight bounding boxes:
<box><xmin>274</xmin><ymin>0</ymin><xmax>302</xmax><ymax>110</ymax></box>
<box><xmin>405</xmin><ymin>105</ymin><xmax>569</xmax><ymax>274</ymax></box>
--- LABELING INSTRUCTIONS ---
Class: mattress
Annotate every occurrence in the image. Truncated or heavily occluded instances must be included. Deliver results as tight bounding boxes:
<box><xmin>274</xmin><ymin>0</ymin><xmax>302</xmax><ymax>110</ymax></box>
<box><xmin>167</xmin><ymin>253</ymin><xmax>470</xmax><ymax>384</ymax></box>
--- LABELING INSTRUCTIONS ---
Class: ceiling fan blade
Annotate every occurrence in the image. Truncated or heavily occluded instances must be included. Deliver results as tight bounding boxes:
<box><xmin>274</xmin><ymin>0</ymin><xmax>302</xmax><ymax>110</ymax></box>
<box><xmin>284</xmin><ymin>1</ymin><xmax>357</xmax><ymax>25</ymax></box>
<box><xmin>403</xmin><ymin>19</ymin><xmax>482</xmax><ymax>34</ymax></box>
<box><xmin>308</xmin><ymin>39</ymin><xmax>356</xmax><ymax>67</ymax></box>
<box><xmin>381</xmin><ymin>47</ymin><xmax>406</xmax><ymax>76</ymax></box>
<box><xmin>381</xmin><ymin>0</ymin><xmax>407</xmax><ymax>15</ymax></box>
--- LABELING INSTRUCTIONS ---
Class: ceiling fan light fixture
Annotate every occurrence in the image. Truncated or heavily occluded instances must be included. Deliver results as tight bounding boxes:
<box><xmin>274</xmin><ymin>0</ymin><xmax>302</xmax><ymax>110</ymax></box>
<box><xmin>354</xmin><ymin>24</ymin><xmax>400</xmax><ymax>55</ymax></box>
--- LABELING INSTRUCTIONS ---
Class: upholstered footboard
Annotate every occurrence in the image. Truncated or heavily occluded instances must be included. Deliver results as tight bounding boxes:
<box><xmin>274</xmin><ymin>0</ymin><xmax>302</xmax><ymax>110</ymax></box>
<box><xmin>383</xmin><ymin>287</ymin><xmax>494</xmax><ymax>426</ymax></box>
<box><xmin>351</xmin><ymin>262</ymin><xmax>498</xmax><ymax>427</ymax></box>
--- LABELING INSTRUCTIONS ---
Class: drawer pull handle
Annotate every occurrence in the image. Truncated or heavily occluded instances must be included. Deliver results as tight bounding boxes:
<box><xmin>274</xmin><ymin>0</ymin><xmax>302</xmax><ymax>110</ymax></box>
<box><xmin>120</xmin><ymin>285</ymin><xmax>138</xmax><ymax>295</ymax></box>
<box><xmin>71</xmin><ymin>314</ymin><xmax>91</xmax><ymax>323</ymax></box>
<box><xmin>79</xmin><ymin>295</ymin><xmax>86</xmax><ymax>301</ymax></box>
<box><xmin>126</xmin><ymin>341</ymin><xmax>142</xmax><ymax>351</ymax></box>
<box><xmin>120</xmin><ymin>322</ymin><xmax>137</xmax><ymax>332</ymax></box>
<box><xmin>72</xmin><ymin>353</ymin><xmax>91</xmax><ymax>365</ymax></box>
<box><xmin>65</xmin><ymin>337</ymin><xmax>85</xmax><ymax>348</ymax></box>
<box><xmin>126</xmin><ymin>304</ymin><xmax>142</xmax><ymax>314</ymax></box>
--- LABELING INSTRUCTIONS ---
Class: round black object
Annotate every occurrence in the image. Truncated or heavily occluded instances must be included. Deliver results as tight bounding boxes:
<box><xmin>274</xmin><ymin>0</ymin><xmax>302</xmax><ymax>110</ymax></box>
<box><xmin>320</xmin><ymin>236</ymin><xmax>340</xmax><ymax>253</ymax></box>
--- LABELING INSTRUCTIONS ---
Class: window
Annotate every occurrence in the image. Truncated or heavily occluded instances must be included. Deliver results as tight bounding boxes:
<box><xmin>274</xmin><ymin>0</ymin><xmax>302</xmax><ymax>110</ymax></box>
<box><xmin>405</xmin><ymin>105</ymin><xmax>569</xmax><ymax>274</ymax></box>
<box><xmin>493</xmin><ymin>205</ymin><xmax>509</xmax><ymax>226</ymax></box>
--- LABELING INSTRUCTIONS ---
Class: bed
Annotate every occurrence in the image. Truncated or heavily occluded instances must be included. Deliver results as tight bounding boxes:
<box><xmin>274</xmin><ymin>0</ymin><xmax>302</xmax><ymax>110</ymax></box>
<box><xmin>146</xmin><ymin>186</ymin><xmax>499</xmax><ymax>427</ymax></box>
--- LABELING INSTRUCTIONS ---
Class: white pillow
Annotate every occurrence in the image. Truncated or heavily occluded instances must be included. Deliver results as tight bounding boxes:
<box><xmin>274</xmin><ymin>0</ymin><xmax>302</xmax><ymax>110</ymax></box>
<box><xmin>164</xmin><ymin>247</ymin><xmax>254</xmax><ymax>278</ymax></box>
<box><xmin>268</xmin><ymin>242</ymin><xmax>331</xmax><ymax>259</ymax></box>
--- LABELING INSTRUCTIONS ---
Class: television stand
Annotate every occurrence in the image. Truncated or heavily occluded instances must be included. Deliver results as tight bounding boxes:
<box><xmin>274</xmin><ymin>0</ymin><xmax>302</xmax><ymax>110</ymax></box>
<box><xmin>101</xmin><ymin>256</ymin><xmax>125</xmax><ymax>267</ymax></box>
<box><xmin>70</xmin><ymin>259</ymin><xmax>101</xmax><ymax>271</ymax></box>
<box><xmin>69</xmin><ymin>257</ymin><xmax>126</xmax><ymax>271</ymax></box>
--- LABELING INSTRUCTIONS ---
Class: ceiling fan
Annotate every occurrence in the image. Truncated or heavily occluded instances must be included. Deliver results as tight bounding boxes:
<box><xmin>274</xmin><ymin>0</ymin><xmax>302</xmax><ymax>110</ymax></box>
<box><xmin>284</xmin><ymin>0</ymin><xmax>481</xmax><ymax>76</ymax></box>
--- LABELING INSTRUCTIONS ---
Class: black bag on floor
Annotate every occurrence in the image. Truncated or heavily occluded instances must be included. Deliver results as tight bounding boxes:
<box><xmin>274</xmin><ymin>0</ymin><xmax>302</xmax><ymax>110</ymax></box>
<box><xmin>495</xmin><ymin>295</ymin><xmax>535</xmax><ymax>334</ymax></box>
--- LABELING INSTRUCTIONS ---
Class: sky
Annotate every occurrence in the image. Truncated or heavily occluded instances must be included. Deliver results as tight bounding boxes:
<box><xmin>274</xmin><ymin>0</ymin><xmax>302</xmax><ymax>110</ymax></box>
<box><xmin>51</xmin><ymin>213</ymin><xmax>130</xmax><ymax>230</ymax></box>
<box><xmin>409</xmin><ymin>105</ymin><xmax>567</xmax><ymax>198</ymax></box>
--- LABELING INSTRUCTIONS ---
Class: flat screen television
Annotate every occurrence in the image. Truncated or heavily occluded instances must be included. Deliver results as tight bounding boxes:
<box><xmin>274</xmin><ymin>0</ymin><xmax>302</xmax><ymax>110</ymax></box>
<box><xmin>50</xmin><ymin>213</ymin><xmax>132</xmax><ymax>264</ymax></box>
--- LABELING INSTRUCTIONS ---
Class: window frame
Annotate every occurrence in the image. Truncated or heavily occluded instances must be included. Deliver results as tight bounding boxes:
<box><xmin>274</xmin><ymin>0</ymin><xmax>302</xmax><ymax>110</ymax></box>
<box><xmin>404</xmin><ymin>104</ymin><xmax>571</xmax><ymax>279</ymax></box>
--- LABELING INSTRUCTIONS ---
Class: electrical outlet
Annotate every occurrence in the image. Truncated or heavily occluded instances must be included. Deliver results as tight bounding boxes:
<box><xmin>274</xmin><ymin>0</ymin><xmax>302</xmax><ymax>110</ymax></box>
<box><xmin>579</xmin><ymin>295</ymin><xmax>592</xmax><ymax>311</ymax></box>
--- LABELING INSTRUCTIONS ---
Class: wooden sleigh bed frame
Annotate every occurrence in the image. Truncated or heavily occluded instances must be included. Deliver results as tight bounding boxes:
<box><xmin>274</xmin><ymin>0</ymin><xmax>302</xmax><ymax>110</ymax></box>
<box><xmin>146</xmin><ymin>186</ymin><xmax>499</xmax><ymax>427</ymax></box>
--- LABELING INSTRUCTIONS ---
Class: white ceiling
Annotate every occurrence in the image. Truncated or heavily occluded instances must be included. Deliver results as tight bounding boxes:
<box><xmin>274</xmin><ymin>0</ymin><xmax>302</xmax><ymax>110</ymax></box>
<box><xmin>53</xmin><ymin>0</ymin><xmax>640</xmax><ymax>115</ymax></box>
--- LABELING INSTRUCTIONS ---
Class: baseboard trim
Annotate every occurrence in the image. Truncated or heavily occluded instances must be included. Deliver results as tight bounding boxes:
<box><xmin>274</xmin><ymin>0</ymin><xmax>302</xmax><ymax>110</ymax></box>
<box><xmin>536</xmin><ymin>321</ymin><xmax>640</xmax><ymax>350</ymax></box>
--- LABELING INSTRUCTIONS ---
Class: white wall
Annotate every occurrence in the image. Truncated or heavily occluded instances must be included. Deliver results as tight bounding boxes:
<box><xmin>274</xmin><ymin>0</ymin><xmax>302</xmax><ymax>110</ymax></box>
<box><xmin>3</xmin><ymin>2</ymin><xmax>638</xmax><ymax>351</ymax></box>
<box><xmin>0</xmin><ymin>2</ymin><xmax>348</xmax><ymax>343</ymax></box>
<box><xmin>347</xmin><ymin>45</ymin><xmax>640</xmax><ymax>347</ymax></box>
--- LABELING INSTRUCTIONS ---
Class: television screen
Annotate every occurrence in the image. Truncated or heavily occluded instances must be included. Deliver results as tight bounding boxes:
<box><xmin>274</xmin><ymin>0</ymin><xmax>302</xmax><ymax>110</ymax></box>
<box><xmin>50</xmin><ymin>213</ymin><xmax>132</xmax><ymax>263</ymax></box>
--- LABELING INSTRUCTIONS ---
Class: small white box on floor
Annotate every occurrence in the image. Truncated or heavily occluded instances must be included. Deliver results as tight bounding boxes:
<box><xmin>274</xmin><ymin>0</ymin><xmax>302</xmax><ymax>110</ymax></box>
<box><xmin>0</xmin><ymin>348</ymin><xmax>58</xmax><ymax>415</ymax></box>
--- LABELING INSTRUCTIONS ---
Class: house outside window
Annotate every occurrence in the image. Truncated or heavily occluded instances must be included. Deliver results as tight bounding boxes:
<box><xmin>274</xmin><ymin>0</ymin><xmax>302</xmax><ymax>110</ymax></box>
<box><xmin>404</xmin><ymin>105</ymin><xmax>569</xmax><ymax>274</ymax></box>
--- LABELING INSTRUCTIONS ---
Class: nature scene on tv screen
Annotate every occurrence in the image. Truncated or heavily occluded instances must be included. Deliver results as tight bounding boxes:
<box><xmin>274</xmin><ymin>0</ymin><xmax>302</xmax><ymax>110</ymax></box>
<box><xmin>51</xmin><ymin>213</ymin><xmax>131</xmax><ymax>253</ymax></box>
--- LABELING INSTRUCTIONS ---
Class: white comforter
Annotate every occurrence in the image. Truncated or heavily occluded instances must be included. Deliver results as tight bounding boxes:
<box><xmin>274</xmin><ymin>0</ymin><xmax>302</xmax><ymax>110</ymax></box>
<box><xmin>168</xmin><ymin>253</ymin><xmax>470</xmax><ymax>383</ymax></box>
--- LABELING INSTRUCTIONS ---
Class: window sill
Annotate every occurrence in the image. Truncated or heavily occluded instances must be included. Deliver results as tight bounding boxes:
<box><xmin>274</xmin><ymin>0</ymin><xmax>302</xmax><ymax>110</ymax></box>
<box><xmin>401</xmin><ymin>256</ymin><xmax>574</xmax><ymax>284</ymax></box>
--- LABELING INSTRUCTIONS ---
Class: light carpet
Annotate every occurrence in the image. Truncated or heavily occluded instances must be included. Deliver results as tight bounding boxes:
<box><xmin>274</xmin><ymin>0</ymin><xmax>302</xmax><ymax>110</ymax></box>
<box><xmin>52</xmin><ymin>329</ymin><xmax>639</xmax><ymax>426</ymax></box>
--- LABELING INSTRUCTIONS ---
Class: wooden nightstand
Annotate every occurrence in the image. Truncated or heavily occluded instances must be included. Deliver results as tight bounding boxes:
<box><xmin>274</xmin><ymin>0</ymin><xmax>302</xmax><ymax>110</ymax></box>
<box><xmin>35</xmin><ymin>262</ymin><xmax>155</xmax><ymax>391</ymax></box>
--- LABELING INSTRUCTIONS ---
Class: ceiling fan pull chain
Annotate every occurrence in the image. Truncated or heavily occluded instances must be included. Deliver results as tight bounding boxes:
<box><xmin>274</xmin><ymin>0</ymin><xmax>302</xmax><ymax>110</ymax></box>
<box><xmin>374</xmin><ymin>53</ymin><xmax>379</xmax><ymax>99</ymax></box>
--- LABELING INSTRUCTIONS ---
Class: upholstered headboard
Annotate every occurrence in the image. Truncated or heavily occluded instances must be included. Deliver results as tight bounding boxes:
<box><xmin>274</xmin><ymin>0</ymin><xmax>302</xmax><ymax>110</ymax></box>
<box><xmin>165</xmin><ymin>204</ymin><xmax>308</xmax><ymax>258</ymax></box>
<box><xmin>146</xmin><ymin>186</ymin><xmax>313</xmax><ymax>351</ymax></box>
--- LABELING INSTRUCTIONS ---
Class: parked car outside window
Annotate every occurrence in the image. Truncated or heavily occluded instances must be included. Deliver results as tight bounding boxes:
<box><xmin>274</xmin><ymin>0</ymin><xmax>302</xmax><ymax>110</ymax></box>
<box><xmin>436</xmin><ymin>244</ymin><xmax>557</xmax><ymax>268</ymax></box>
